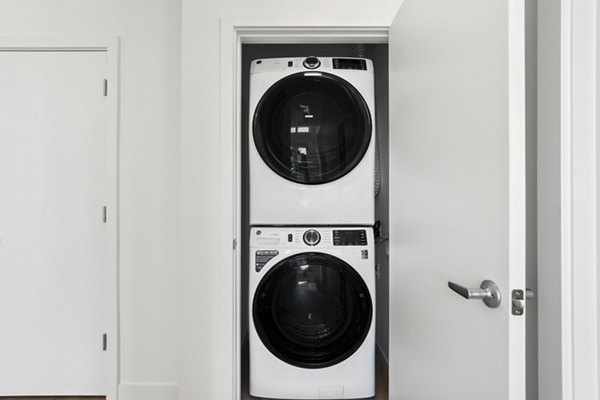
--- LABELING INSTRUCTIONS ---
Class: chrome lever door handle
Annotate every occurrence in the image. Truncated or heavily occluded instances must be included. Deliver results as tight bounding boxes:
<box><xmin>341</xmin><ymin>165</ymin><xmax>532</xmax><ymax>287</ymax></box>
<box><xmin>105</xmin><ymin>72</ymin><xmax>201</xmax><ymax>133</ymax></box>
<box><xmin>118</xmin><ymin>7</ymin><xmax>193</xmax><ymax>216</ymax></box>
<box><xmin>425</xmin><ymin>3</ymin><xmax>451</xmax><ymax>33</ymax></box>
<box><xmin>448</xmin><ymin>280</ymin><xmax>502</xmax><ymax>308</ymax></box>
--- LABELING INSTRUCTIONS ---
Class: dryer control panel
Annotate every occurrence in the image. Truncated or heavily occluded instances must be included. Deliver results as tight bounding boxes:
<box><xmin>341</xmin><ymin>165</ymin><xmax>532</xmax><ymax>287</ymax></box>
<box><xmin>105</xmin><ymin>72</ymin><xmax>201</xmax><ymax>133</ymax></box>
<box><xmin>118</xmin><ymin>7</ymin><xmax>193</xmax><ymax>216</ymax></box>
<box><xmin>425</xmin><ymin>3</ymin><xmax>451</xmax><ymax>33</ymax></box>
<box><xmin>250</xmin><ymin>57</ymin><xmax>373</xmax><ymax>75</ymax></box>
<box><xmin>332</xmin><ymin>58</ymin><xmax>367</xmax><ymax>70</ymax></box>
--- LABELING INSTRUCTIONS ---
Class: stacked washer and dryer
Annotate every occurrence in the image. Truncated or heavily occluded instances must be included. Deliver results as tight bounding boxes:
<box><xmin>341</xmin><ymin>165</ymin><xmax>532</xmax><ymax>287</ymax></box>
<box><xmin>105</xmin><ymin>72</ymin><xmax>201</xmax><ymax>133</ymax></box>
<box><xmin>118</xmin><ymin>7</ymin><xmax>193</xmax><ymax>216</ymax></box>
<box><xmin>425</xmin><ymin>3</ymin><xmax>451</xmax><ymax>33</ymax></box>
<box><xmin>248</xmin><ymin>56</ymin><xmax>377</xmax><ymax>399</ymax></box>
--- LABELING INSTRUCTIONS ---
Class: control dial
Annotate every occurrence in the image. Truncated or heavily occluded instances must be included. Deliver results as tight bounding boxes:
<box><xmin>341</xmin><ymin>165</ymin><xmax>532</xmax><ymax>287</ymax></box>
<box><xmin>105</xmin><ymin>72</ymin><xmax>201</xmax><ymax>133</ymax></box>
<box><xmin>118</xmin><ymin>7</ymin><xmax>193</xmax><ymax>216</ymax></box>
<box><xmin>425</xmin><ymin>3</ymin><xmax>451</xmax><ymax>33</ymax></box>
<box><xmin>303</xmin><ymin>56</ymin><xmax>321</xmax><ymax>69</ymax></box>
<box><xmin>303</xmin><ymin>229</ymin><xmax>321</xmax><ymax>246</ymax></box>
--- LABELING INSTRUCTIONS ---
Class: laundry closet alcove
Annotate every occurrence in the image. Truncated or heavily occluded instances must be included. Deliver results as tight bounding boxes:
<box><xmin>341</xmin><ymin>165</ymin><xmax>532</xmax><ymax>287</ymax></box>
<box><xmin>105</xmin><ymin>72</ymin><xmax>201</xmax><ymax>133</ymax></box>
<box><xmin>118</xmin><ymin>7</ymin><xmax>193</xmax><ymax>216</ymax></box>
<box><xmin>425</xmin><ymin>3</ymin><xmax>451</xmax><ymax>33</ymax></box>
<box><xmin>217</xmin><ymin>3</ymin><xmax>530</xmax><ymax>398</ymax></box>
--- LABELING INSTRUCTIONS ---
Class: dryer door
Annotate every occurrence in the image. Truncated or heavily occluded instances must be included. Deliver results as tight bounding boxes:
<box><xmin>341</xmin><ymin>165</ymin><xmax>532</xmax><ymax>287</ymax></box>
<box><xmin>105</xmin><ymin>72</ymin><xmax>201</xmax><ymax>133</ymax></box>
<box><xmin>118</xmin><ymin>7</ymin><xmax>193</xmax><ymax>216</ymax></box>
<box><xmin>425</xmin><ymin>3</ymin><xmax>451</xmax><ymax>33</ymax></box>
<box><xmin>253</xmin><ymin>72</ymin><xmax>371</xmax><ymax>184</ymax></box>
<box><xmin>253</xmin><ymin>252</ymin><xmax>372</xmax><ymax>369</ymax></box>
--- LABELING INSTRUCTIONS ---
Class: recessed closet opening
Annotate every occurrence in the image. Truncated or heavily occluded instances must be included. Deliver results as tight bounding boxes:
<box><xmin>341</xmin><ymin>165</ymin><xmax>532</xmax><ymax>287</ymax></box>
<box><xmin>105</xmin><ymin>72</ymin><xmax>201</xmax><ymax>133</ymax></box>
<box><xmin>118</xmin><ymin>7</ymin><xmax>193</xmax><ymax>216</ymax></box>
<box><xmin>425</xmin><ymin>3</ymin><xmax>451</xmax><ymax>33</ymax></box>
<box><xmin>240</xmin><ymin>43</ymin><xmax>390</xmax><ymax>400</ymax></box>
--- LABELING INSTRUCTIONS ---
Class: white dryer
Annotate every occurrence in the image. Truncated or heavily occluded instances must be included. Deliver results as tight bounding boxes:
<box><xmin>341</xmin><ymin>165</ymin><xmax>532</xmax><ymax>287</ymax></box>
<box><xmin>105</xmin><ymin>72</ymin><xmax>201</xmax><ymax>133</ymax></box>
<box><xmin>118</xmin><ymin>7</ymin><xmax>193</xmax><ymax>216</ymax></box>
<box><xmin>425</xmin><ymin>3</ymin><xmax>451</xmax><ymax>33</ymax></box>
<box><xmin>249</xmin><ymin>226</ymin><xmax>375</xmax><ymax>399</ymax></box>
<box><xmin>249</xmin><ymin>57</ymin><xmax>376</xmax><ymax>226</ymax></box>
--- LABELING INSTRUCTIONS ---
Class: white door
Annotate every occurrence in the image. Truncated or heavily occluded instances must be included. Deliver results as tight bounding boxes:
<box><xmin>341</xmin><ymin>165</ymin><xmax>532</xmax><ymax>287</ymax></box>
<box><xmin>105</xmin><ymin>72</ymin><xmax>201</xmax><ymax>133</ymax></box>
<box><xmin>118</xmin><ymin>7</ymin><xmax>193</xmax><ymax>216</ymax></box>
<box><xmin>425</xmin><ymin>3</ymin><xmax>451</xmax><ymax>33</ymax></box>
<box><xmin>388</xmin><ymin>0</ymin><xmax>526</xmax><ymax>398</ymax></box>
<box><xmin>0</xmin><ymin>50</ymin><xmax>112</xmax><ymax>395</ymax></box>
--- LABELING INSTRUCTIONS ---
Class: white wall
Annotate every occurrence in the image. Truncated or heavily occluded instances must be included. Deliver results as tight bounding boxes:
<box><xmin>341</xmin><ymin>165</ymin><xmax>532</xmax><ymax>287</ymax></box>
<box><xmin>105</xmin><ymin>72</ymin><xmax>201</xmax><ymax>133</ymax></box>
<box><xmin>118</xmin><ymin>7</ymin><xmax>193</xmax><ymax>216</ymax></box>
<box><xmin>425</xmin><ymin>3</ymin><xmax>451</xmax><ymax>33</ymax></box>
<box><xmin>179</xmin><ymin>2</ymin><xmax>401</xmax><ymax>399</ymax></box>
<box><xmin>570</xmin><ymin>0</ymin><xmax>599</xmax><ymax>397</ymax></box>
<box><xmin>0</xmin><ymin>1</ymin><xmax>182</xmax><ymax>399</ymax></box>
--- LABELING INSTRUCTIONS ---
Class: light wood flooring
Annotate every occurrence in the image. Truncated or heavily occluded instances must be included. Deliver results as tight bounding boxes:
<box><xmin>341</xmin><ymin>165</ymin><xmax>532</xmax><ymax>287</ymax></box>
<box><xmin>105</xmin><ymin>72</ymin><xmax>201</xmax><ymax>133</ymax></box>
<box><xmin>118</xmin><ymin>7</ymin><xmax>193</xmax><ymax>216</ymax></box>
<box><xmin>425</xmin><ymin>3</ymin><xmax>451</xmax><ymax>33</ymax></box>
<box><xmin>0</xmin><ymin>398</ymin><xmax>104</xmax><ymax>400</ymax></box>
<box><xmin>241</xmin><ymin>343</ymin><xmax>389</xmax><ymax>400</ymax></box>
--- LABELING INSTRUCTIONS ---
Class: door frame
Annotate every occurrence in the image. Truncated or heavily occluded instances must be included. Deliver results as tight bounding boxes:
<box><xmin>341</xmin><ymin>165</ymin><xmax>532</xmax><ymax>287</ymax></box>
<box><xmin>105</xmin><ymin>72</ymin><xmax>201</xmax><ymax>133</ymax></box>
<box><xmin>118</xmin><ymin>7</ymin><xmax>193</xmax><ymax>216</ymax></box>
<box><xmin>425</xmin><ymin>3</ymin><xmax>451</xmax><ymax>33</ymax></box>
<box><xmin>217</xmin><ymin>16</ymin><xmax>389</xmax><ymax>399</ymax></box>
<box><xmin>0</xmin><ymin>37</ymin><xmax>120</xmax><ymax>400</ymax></box>
<box><xmin>558</xmin><ymin>0</ymin><xmax>599</xmax><ymax>397</ymax></box>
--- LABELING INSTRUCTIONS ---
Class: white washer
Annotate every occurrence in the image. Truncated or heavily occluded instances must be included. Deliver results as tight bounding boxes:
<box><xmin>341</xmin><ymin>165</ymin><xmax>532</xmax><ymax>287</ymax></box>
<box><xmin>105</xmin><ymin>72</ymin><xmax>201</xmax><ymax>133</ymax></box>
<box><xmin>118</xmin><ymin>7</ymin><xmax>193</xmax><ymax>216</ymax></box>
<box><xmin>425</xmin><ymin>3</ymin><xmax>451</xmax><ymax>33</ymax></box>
<box><xmin>249</xmin><ymin>226</ymin><xmax>375</xmax><ymax>399</ymax></box>
<box><xmin>249</xmin><ymin>57</ymin><xmax>375</xmax><ymax>226</ymax></box>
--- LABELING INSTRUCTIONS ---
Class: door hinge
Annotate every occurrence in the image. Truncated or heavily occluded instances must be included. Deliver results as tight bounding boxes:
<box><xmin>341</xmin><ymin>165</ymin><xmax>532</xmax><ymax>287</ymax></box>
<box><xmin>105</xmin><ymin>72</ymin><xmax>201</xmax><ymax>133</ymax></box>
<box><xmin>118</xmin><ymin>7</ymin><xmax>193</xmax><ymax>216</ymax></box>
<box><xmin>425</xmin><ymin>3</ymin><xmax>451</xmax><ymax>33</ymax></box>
<box><xmin>103</xmin><ymin>79</ymin><xmax>108</xmax><ymax>96</ymax></box>
<box><xmin>102</xmin><ymin>333</ymin><xmax>107</xmax><ymax>351</ymax></box>
<box><xmin>233</xmin><ymin>239</ymin><xmax>237</xmax><ymax>250</ymax></box>
<box><xmin>103</xmin><ymin>206</ymin><xmax>107</xmax><ymax>223</ymax></box>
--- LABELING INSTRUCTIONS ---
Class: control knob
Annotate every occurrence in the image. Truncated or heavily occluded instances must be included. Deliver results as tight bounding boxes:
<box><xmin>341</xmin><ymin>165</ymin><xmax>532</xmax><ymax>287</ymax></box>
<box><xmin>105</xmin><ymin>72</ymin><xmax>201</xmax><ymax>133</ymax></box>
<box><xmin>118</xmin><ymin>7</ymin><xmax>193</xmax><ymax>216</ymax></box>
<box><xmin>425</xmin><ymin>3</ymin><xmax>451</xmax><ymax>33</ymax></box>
<box><xmin>303</xmin><ymin>56</ymin><xmax>321</xmax><ymax>69</ymax></box>
<box><xmin>303</xmin><ymin>229</ymin><xmax>321</xmax><ymax>246</ymax></box>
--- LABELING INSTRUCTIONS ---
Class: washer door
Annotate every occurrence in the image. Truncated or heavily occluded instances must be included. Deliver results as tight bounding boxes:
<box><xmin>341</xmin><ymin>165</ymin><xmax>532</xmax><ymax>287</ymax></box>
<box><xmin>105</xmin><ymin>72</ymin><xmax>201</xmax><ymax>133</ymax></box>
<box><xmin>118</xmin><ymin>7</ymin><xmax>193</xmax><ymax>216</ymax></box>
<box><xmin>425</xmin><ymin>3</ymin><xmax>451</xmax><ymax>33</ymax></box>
<box><xmin>253</xmin><ymin>72</ymin><xmax>372</xmax><ymax>184</ymax></box>
<box><xmin>253</xmin><ymin>252</ymin><xmax>372</xmax><ymax>369</ymax></box>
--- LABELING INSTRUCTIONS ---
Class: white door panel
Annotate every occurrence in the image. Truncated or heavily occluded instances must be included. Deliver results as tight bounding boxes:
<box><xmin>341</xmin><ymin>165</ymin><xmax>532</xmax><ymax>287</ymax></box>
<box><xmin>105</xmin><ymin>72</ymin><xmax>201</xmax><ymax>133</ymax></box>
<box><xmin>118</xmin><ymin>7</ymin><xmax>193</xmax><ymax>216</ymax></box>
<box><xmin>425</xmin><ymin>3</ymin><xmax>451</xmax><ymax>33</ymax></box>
<box><xmin>389</xmin><ymin>0</ymin><xmax>525</xmax><ymax>398</ymax></box>
<box><xmin>0</xmin><ymin>51</ymin><xmax>109</xmax><ymax>395</ymax></box>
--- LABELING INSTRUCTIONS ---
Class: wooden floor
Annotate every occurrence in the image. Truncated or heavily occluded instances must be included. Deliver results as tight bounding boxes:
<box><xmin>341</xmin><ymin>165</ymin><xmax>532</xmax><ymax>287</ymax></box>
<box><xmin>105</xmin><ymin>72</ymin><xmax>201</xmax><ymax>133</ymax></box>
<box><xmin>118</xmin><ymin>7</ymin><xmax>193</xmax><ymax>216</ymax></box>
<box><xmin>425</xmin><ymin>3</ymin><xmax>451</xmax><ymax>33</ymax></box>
<box><xmin>0</xmin><ymin>398</ymin><xmax>104</xmax><ymax>400</ymax></box>
<box><xmin>241</xmin><ymin>344</ymin><xmax>389</xmax><ymax>400</ymax></box>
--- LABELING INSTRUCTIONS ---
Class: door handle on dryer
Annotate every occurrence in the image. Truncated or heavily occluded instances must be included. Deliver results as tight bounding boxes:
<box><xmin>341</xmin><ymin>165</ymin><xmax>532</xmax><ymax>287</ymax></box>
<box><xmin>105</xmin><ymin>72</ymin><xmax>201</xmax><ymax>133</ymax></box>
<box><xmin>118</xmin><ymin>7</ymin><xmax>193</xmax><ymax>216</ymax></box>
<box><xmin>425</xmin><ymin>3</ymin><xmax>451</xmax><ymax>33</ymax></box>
<box><xmin>447</xmin><ymin>280</ymin><xmax>501</xmax><ymax>308</ymax></box>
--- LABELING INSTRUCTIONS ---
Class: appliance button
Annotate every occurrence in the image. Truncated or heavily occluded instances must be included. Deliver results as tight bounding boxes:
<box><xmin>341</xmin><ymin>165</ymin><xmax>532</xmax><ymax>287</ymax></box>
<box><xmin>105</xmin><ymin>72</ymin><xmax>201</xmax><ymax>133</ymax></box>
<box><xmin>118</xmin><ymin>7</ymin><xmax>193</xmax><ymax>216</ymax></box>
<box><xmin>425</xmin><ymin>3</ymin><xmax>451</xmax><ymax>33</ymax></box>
<box><xmin>303</xmin><ymin>229</ymin><xmax>321</xmax><ymax>246</ymax></box>
<box><xmin>303</xmin><ymin>56</ymin><xmax>321</xmax><ymax>69</ymax></box>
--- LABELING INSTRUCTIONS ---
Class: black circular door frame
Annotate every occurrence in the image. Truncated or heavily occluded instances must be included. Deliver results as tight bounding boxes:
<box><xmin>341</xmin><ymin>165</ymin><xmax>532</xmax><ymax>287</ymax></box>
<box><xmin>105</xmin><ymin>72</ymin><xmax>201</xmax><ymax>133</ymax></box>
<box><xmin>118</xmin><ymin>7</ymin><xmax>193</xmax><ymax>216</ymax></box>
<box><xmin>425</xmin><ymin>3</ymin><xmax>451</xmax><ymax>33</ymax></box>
<box><xmin>253</xmin><ymin>71</ymin><xmax>372</xmax><ymax>185</ymax></box>
<box><xmin>253</xmin><ymin>252</ymin><xmax>373</xmax><ymax>369</ymax></box>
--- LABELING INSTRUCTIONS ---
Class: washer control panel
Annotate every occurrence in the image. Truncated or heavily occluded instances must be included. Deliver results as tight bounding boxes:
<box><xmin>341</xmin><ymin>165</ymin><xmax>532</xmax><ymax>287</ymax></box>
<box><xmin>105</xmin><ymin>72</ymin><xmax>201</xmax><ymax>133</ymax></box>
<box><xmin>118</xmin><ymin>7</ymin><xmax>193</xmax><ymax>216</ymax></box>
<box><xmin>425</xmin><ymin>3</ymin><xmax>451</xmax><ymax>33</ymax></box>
<box><xmin>252</xmin><ymin>227</ymin><xmax>370</xmax><ymax>248</ymax></box>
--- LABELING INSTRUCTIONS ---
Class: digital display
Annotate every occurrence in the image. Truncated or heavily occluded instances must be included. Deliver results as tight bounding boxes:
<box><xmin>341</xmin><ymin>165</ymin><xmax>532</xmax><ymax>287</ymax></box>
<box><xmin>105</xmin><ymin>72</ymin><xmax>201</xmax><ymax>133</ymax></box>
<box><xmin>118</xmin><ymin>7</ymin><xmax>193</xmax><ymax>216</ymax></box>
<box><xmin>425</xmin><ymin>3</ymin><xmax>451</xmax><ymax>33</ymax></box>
<box><xmin>332</xmin><ymin>58</ymin><xmax>367</xmax><ymax>70</ymax></box>
<box><xmin>333</xmin><ymin>230</ymin><xmax>368</xmax><ymax>246</ymax></box>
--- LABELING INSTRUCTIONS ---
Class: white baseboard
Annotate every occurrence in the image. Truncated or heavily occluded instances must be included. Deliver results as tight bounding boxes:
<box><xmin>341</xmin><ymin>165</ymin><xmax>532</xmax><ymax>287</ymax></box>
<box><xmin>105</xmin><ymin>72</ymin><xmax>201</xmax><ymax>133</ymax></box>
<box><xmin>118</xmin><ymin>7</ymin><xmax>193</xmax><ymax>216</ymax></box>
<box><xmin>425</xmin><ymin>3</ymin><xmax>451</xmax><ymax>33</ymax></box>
<box><xmin>118</xmin><ymin>383</ymin><xmax>179</xmax><ymax>400</ymax></box>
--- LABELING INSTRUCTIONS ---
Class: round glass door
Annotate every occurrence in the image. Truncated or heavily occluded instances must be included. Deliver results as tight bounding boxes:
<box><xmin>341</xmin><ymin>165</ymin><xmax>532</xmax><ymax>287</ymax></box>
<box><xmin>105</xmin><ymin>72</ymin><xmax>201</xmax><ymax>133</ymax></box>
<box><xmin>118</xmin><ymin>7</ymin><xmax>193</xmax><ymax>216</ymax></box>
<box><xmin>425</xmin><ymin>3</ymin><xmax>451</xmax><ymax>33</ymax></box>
<box><xmin>253</xmin><ymin>252</ymin><xmax>372</xmax><ymax>369</ymax></box>
<box><xmin>253</xmin><ymin>72</ymin><xmax>372</xmax><ymax>184</ymax></box>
